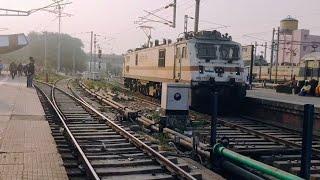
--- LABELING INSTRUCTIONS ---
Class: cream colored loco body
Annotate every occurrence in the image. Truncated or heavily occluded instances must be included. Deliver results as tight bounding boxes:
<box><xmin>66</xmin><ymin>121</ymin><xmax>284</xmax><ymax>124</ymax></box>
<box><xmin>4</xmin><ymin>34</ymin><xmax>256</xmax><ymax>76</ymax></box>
<box><xmin>123</xmin><ymin>31</ymin><xmax>247</xmax><ymax>113</ymax></box>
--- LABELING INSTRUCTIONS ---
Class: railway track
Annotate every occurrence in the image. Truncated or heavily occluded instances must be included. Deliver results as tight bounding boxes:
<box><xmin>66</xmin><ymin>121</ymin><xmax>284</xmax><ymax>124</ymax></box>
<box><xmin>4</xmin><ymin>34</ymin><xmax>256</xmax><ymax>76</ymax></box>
<box><xmin>78</xmin><ymin>79</ymin><xmax>320</xmax><ymax>178</ymax></box>
<box><xmin>36</xmin><ymin>85</ymin><xmax>87</xmax><ymax>179</ymax></box>
<box><xmin>35</xmin><ymin>81</ymin><xmax>202</xmax><ymax>180</ymax></box>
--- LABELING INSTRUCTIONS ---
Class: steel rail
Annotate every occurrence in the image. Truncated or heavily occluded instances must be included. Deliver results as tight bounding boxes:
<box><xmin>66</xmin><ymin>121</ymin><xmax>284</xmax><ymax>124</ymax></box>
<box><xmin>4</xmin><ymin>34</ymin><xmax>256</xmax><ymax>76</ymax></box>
<box><xmin>79</xmin><ymin>80</ymin><xmax>320</xmax><ymax>155</ymax></box>
<box><xmin>35</xmin><ymin>82</ymin><xmax>100</xmax><ymax>180</ymax></box>
<box><xmin>77</xmin><ymin>79</ymin><xmax>320</xmax><ymax>177</ymax></box>
<box><xmin>218</xmin><ymin>118</ymin><xmax>320</xmax><ymax>154</ymax></box>
<box><xmin>57</xmin><ymin>80</ymin><xmax>197</xmax><ymax>180</ymax></box>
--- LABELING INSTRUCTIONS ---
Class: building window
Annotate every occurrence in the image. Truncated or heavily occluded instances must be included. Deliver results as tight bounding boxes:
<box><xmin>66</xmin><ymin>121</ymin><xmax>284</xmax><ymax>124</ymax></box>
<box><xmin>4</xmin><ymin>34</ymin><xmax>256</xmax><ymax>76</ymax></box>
<box><xmin>158</xmin><ymin>49</ymin><xmax>166</xmax><ymax>67</ymax></box>
<box><xmin>135</xmin><ymin>54</ymin><xmax>138</xmax><ymax>65</ymax></box>
<box><xmin>303</xmin><ymin>46</ymin><xmax>307</xmax><ymax>51</ymax></box>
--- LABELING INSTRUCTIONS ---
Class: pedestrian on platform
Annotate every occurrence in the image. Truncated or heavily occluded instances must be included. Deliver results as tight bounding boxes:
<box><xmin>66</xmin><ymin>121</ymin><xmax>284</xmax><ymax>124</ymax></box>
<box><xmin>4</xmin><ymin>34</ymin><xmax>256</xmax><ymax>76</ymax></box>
<box><xmin>316</xmin><ymin>82</ymin><xmax>320</xmax><ymax>97</ymax></box>
<box><xmin>0</xmin><ymin>60</ymin><xmax>4</xmax><ymax>75</ymax></box>
<box><xmin>17</xmin><ymin>63</ymin><xmax>23</xmax><ymax>76</ymax></box>
<box><xmin>23</xmin><ymin>64</ymin><xmax>28</xmax><ymax>76</ymax></box>
<box><xmin>299</xmin><ymin>81</ymin><xmax>311</xmax><ymax>96</ymax></box>
<box><xmin>27</xmin><ymin>57</ymin><xmax>35</xmax><ymax>87</ymax></box>
<box><xmin>9</xmin><ymin>62</ymin><xmax>17</xmax><ymax>79</ymax></box>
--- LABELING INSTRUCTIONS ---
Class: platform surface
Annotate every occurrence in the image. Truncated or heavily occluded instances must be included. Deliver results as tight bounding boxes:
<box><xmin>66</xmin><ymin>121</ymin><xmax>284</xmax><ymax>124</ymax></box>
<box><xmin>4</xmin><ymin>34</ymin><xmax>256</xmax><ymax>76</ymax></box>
<box><xmin>0</xmin><ymin>75</ymin><xmax>68</xmax><ymax>179</ymax></box>
<box><xmin>246</xmin><ymin>88</ymin><xmax>320</xmax><ymax>108</ymax></box>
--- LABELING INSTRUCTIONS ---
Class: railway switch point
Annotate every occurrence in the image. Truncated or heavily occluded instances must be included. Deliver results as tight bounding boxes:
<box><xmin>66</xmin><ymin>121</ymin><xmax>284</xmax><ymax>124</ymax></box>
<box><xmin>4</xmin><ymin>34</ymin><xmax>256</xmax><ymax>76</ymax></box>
<box><xmin>0</xmin><ymin>76</ymin><xmax>68</xmax><ymax>179</ymax></box>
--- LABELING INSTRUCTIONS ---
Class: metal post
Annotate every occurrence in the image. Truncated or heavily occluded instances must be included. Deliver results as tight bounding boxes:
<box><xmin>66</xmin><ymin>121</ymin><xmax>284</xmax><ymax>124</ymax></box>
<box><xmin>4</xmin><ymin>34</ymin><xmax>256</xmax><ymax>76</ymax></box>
<box><xmin>300</xmin><ymin>104</ymin><xmax>314</xmax><ymax>179</ymax></box>
<box><xmin>57</xmin><ymin>4</ymin><xmax>61</xmax><ymax>72</ymax></box>
<box><xmin>44</xmin><ymin>31</ymin><xmax>47</xmax><ymax>72</ymax></box>
<box><xmin>264</xmin><ymin>42</ymin><xmax>267</xmax><ymax>63</ymax></box>
<box><xmin>44</xmin><ymin>31</ymin><xmax>48</xmax><ymax>82</ymax></box>
<box><xmin>90</xmin><ymin>31</ymin><xmax>93</xmax><ymax>72</ymax></box>
<box><xmin>172</xmin><ymin>0</ymin><xmax>176</xmax><ymax>28</ymax></box>
<box><xmin>93</xmin><ymin>34</ymin><xmax>97</xmax><ymax>72</ymax></box>
<box><xmin>275</xmin><ymin>27</ymin><xmax>280</xmax><ymax>83</ymax></box>
<box><xmin>259</xmin><ymin>52</ymin><xmax>262</xmax><ymax>81</ymax></box>
<box><xmin>269</xmin><ymin>28</ymin><xmax>275</xmax><ymax>82</ymax></box>
<box><xmin>210</xmin><ymin>91</ymin><xmax>218</xmax><ymax>165</ymax></box>
<box><xmin>249</xmin><ymin>45</ymin><xmax>254</xmax><ymax>87</ymax></box>
<box><xmin>194</xmin><ymin>0</ymin><xmax>200</xmax><ymax>33</ymax></box>
<box><xmin>73</xmin><ymin>48</ymin><xmax>76</xmax><ymax>75</ymax></box>
<box><xmin>184</xmin><ymin>15</ymin><xmax>188</xmax><ymax>33</ymax></box>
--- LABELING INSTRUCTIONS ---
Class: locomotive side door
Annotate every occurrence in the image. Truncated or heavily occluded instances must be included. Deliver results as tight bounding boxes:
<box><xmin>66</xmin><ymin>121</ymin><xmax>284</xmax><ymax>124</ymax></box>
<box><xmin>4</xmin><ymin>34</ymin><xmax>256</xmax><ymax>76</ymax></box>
<box><xmin>174</xmin><ymin>44</ymin><xmax>186</xmax><ymax>81</ymax></box>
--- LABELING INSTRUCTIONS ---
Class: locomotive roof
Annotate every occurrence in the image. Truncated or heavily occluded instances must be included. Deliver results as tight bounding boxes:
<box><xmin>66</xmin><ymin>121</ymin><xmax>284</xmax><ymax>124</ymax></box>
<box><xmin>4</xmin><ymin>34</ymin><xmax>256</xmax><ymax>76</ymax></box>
<box><xmin>126</xmin><ymin>30</ymin><xmax>237</xmax><ymax>54</ymax></box>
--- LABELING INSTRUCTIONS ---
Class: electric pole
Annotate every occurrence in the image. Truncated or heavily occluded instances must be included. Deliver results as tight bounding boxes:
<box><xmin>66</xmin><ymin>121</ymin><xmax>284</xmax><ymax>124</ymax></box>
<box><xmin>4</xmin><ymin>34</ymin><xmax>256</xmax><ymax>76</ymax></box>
<box><xmin>57</xmin><ymin>3</ymin><xmax>61</xmax><ymax>72</ymax></box>
<box><xmin>90</xmin><ymin>31</ymin><xmax>93</xmax><ymax>72</ymax></box>
<box><xmin>264</xmin><ymin>42</ymin><xmax>267</xmax><ymax>61</ymax></box>
<box><xmin>194</xmin><ymin>0</ymin><xmax>200</xmax><ymax>33</ymax></box>
<box><xmin>184</xmin><ymin>15</ymin><xmax>188</xmax><ymax>33</ymax></box>
<box><xmin>73</xmin><ymin>48</ymin><xmax>76</xmax><ymax>75</ymax></box>
<box><xmin>172</xmin><ymin>0</ymin><xmax>177</xmax><ymax>28</ymax></box>
<box><xmin>44</xmin><ymin>31</ymin><xmax>48</xmax><ymax>82</ymax></box>
<box><xmin>184</xmin><ymin>15</ymin><xmax>194</xmax><ymax>33</ymax></box>
<box><xmin>93</xmin><ymin>34</ymin><xmax>97</xmax><ymax>72</ymax></box>
<box><xmin>269</xmin><ymin>28</ymin><xmax>275</xmax><ymax>81</ymax></box>
<box><xmin>263</xmin><ymin>42</ymin><xmax>267</xmax><ymax>81</ymax></box>
<box><xmin>44</xmin><ymin>31</ymin><xmax>47</xmax><ymax>72</ymax></box>
<box><xmin>254</xmin><ymin>42</ymin><xmax>257</xmax><ymax>81</ymax></box>
<box><xmin>275</xmin><ymin>27</ymin><xmax>280</xmax><ymax>83</ymax></box>
<box><xmin>249</xmin><ymin>45</ymin><xmax>254</xmax><ymax>88</ymax></box>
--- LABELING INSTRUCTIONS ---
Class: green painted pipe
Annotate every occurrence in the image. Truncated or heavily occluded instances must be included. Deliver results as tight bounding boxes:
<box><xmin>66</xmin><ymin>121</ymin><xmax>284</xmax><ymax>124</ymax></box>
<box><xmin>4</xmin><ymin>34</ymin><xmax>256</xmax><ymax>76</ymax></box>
<box><xmin>213</xmin><ymin>144</ymin><xmax>304</xmax><ymax>180</ymax></box>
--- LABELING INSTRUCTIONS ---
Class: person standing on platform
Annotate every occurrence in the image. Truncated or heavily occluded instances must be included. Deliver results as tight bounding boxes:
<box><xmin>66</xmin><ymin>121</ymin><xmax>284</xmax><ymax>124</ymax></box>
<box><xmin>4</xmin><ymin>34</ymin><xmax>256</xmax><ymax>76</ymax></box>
<box><xmin>27</xmin><ymin>57</ymin><xmax>35</xmax><ymax>87</ymax></box>
<box><xmin>23</xmin><ymin>64</ymin><xmax>28</xmax><ymax>76</ymax></box>
<box><xmin>17</xmin><ymin>63</ymin><xmax>23</xmax><ymax>76</ymax></box>
<box><xmin>316</xmin><ymin>82</ymin><xmax>320</xmax><ymax>97</ymax></box>
<box><xmin>0</xmin><ymin>60</ymin><xmax>3</xmax><ymax>76</ymax></box>
<box><xmin>9</xmin><ymin>62</ymin><xmax>17</xmax><ymax>79</ymax></box>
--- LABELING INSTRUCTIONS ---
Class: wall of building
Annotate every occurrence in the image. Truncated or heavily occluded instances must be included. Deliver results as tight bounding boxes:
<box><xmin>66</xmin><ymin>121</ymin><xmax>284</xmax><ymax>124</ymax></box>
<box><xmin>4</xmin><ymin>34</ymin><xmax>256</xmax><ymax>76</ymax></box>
<box><xmin>278</xmin><ymin>29</ymin><xmax>320</xmax><ymax>65</ymax></box>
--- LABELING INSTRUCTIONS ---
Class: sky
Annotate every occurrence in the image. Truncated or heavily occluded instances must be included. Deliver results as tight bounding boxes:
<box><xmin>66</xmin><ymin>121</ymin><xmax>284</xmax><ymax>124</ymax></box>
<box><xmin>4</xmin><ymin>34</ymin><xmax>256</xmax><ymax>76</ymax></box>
<box><xmin>1</xmin><ymin>0</ymin><xmax>320</xmax><ymax>57</ymax></box>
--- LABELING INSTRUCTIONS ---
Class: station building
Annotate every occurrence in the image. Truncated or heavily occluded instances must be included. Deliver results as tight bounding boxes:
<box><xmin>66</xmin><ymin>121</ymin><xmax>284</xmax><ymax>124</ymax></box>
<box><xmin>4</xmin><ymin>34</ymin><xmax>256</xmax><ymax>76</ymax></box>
<box><xmin>278</xmin><ymin>16</ymin><xmax>320</xmax><ymax>65</ymax></box>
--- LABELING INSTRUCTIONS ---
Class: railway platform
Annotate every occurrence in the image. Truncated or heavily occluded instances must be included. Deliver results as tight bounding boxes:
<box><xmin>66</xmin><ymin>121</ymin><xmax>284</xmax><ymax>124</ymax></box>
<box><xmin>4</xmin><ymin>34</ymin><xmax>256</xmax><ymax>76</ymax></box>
<box><xmin>243</xmin><ymin>88</ymin><xmax>320</xmax><ymax>135</ymax></box>
<box><xmin>247</xmin><ymin>88</ymin><xmax>320</xmax><ymax>108</ymax></box>
<box><xmin>0</xmin><ymin>75</ymin><xmax>68</xmax><ymax>179</ymax></box>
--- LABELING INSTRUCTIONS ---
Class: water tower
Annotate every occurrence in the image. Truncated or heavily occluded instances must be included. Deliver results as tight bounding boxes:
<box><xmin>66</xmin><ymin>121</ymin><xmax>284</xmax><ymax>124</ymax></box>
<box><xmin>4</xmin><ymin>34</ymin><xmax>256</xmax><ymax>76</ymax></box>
<box><xmin>280</xmin><ymin>16</ymin><xmax>298</xmax><ymax>34</ymax></box>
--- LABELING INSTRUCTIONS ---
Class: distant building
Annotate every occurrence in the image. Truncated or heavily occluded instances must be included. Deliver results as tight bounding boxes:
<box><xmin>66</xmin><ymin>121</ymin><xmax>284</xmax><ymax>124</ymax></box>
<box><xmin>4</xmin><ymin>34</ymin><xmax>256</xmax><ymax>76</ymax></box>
<box><xmin>87</xmin><ymin>54</ymin><xmax>124</xmax><ymax>75</ymax></box>
<box><xmin>300</xmin><ymin>52</ymin><xmax>320</xmax><ymax>80</ymax></box>
<box><xmin>278</xmin><ymin>16</ymin><xmax>320</xmax><ymax>65</ymax></box>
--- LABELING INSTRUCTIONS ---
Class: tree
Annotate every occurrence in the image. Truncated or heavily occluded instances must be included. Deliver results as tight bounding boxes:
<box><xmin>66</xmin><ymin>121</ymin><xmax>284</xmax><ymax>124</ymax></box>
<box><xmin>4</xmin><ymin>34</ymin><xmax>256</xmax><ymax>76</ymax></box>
<box><xmin>1</xmin><ymin>31</ymin><xmax>88</xmax><ymax>72</ymax></box>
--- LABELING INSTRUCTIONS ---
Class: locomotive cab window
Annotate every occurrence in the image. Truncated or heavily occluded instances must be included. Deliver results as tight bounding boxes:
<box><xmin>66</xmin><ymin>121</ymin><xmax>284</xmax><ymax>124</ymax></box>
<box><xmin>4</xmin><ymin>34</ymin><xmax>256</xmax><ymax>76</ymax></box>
<box><xmin>196</xmin><ymin>43</ymin><xmax>217</xmax><ymax>60</ymax></box>
<box><xmin>219</xmin><ymin>45</ymin><xmax>240</xmax><ymax>61</ymax></box>
<box><xmin>158</xmin><ymin>49</ymin><xmax>166</xmax><ymax>67</ymax></box>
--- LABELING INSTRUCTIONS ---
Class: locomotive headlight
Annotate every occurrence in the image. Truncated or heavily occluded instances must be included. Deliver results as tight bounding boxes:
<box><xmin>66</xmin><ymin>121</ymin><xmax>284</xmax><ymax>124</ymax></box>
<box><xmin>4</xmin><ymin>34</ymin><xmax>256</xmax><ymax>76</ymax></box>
<box><xmin>174</xmin><ymin>92</ymin><xmax>182</xmax><ymax>101</ymax></box>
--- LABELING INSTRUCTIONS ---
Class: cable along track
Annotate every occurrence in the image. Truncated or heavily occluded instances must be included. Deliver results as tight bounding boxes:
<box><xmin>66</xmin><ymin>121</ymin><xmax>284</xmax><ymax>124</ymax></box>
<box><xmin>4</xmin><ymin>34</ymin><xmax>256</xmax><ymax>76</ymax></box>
<box><xmin>36</xmin><ymin>82</ymin><xmax>201</xmax><ymax>180</ymax></box>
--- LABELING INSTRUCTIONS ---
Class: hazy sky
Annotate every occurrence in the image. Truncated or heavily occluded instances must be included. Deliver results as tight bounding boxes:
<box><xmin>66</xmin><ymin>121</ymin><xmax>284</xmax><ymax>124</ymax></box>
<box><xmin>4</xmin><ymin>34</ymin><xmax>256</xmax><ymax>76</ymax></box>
<box><xmin>1</xmin><ymin>0</ymin><xmax>320</xmax><ymax>55</ymax></box>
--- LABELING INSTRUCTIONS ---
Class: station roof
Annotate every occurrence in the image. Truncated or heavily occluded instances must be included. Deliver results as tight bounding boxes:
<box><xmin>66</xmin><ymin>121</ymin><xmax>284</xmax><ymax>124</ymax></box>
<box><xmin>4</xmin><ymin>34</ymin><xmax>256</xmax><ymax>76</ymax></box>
<box><xmin>301</xmin><ymin>51</ymin><xmax>320</xmax><ymax>61</ymax></box>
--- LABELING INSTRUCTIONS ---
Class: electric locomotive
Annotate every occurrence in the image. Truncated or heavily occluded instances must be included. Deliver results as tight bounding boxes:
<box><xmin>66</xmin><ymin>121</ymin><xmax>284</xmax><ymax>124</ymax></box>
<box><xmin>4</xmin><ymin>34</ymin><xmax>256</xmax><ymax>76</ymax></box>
<box><xmin>123</xmin><ymin>30</ymin><xmax>246</xmax><ymax>114</ymax></box>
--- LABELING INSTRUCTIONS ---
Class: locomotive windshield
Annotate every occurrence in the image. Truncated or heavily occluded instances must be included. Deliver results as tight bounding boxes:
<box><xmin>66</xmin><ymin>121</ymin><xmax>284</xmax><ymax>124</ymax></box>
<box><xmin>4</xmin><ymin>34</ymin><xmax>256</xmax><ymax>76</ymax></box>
<box><xmin>196</xmin><ymin>43</ymin><xmax>217</xmax><ymax>59</ymax></box>
<box><xmin>219</xmin><ymin>44</ymin><xmax>240</xmax><ymax>61</ymax></box>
